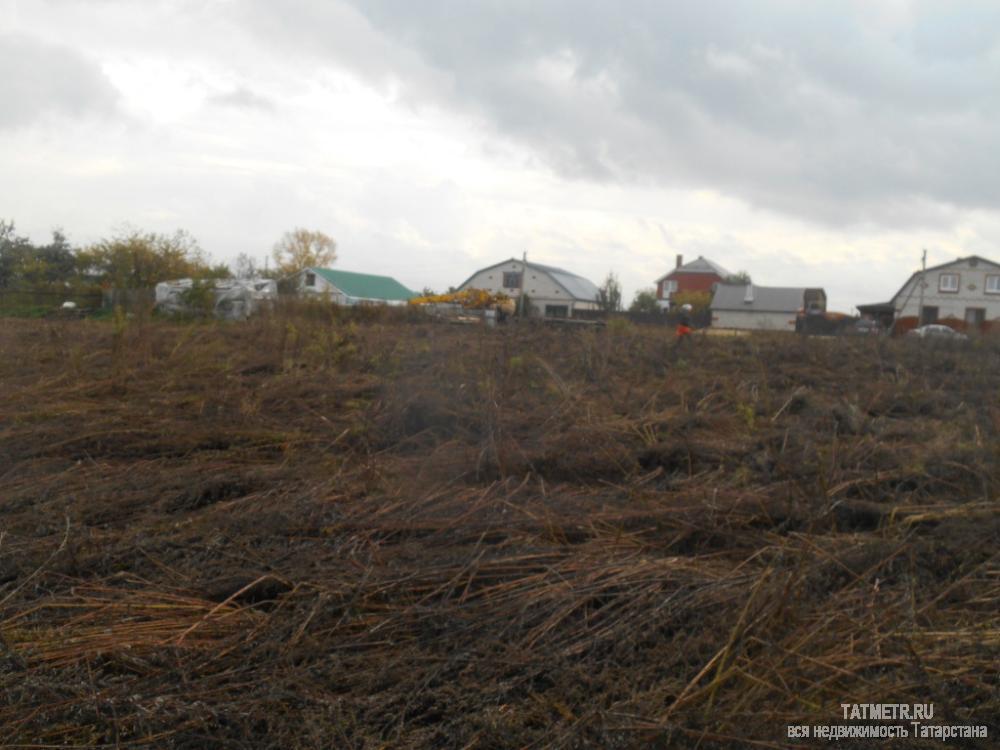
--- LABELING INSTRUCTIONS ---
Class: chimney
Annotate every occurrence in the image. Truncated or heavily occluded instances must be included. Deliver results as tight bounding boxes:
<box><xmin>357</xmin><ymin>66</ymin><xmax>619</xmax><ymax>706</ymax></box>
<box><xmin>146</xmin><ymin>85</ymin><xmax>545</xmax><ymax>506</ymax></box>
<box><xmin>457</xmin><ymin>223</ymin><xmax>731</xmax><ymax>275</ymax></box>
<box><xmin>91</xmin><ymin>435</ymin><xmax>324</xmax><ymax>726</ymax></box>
<box><xmin>744</xmin><ymin>283</ymin><xmax>754</xmax><ymax>303</ymax></box>
<box><xmin>675</xmin><ymin>254</ymin><xmax>683</xmax><ymax>269</ymax></box>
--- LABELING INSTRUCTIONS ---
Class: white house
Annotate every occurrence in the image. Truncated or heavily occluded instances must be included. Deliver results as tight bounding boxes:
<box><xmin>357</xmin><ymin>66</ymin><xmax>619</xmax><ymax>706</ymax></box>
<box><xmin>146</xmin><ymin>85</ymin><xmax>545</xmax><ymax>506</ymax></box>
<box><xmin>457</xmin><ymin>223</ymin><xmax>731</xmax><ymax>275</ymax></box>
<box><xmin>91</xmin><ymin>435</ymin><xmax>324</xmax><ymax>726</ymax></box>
<box><xmin>457</xmin><ymin>258</ymin><xmax>601</xmax><ymax>318</ymax></box>
<box><xmin>858</xmin><ymin>255</ymin><xmax>1000</xmax><ymax>332</ymax></box>
<box><xmin>711</xmin><ymin>283</ymin><xmax>826</xmax><ymax>331</ymax></box>
<box><xmin>288</xmin><ymin>267</ymin><xmax>415</xmax><ymax>306</ymax></box>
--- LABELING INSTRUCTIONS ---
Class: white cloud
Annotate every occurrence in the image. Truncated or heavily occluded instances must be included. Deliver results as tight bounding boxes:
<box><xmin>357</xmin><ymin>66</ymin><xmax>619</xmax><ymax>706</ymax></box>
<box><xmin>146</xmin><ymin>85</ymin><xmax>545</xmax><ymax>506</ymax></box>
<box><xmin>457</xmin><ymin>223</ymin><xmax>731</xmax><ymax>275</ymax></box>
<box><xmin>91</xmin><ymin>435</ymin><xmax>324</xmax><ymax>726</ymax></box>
<box><xmin>3</xmin><ymin>0</ymin><xmax>1000</xmax><ymax>312</ymax></box>
<box><xmin>704</xmin><ymin>46</ymin><xmax>757</xmax><ymax>77</ymax></box>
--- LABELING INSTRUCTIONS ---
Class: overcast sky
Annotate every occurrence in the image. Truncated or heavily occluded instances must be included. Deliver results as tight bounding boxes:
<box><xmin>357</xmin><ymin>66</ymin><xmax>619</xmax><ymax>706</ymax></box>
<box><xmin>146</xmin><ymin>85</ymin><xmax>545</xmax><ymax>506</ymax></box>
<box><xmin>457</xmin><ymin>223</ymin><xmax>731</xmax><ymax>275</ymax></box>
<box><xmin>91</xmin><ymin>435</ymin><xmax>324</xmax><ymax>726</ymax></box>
<box><xmin>4</xmin><ymin>0</ymin><xmax>1000</xmax><ymax>309</ymax></box>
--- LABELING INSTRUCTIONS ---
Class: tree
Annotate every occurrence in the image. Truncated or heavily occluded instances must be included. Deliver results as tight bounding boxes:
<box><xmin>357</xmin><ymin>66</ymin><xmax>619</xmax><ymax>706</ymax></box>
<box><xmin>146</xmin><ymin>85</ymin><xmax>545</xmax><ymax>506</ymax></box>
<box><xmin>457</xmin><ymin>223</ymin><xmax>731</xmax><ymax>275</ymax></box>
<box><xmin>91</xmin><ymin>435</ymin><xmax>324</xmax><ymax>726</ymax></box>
<box><xmin>78</xmin><ymin>226</ymin><xmax>225</xmax><ymax>288</ymax></box>
<box><xmin>0</xmin><ymin>220</ymin><xmax>34</xmax><ymax>288</ymax></box>
<box><xmin>629</xmin><ymin>288</ymin><xmax>660</xmax><ymax>314</ymax></box>
<box><xmin>30</xmin><ymin>230</ymin><xmax>76</xmax><ymax>284</ymax></box>
<box><xmin>232</xmin><ymin>252</ymin><xmax>259</xmax><ymax>279</ymax></box>
<box><xmin>271</xmin><ymin>228</ymin><xmax>336</xmax><ymax>277</ymax></box>
<box><xmin>671</xmin><ymin>290</ymin><xmax>712</xmax><ymax>313</ymax></box>
<box><xmin>597</xmin><ymin>271</ymin><xmax>622</xmax><ymax>312</ymax></box>
<box><xmin>724</xmin><ymin>271</ymin><xmax>752</xmax><ymax>285</ymax></box>
<box><xmin>0</xmin><ymin>222</ymin><xmax>79</xmax><ymax>289</ymax></box>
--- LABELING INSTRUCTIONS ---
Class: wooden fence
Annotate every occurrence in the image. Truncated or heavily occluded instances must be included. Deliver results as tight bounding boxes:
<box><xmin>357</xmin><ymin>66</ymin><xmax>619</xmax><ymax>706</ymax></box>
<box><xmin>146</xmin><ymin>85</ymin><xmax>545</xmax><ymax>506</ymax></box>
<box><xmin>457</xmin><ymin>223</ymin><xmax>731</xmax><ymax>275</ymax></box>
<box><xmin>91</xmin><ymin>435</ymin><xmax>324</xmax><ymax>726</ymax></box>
<box><xmin>573</xmin><ymin>308</ymin><xmax>713</xmax><ymax>327</ymax></box>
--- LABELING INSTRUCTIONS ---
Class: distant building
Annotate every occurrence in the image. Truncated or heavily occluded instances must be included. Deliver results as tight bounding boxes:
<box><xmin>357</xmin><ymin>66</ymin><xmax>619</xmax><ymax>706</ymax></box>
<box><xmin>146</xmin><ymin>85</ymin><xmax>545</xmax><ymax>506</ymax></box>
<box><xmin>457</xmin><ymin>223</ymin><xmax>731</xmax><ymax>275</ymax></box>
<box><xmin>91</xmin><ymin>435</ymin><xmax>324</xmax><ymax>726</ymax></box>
<box><xmin>457</xmin><ymin>258</ymin><xmax>600</xmax><ymax>318</ymax></box>
<box><xmin>289</xmin><ymin>267</ymin><xmax>415</xmax><ymax>306</ymax></box>
<box><xmin>711</xmin><ymin>283</ymin><xmax>826</xmax><ymax>331</ymax></box>
<box><xmin>858</xmin><ymin>255</ymin><xmax>1000</xmax><ymax>333</ymax></box>
<box><xmin>154</xmin><ymin>278</ymin><xmax>277</xmax><ymax>320</ymax></box>
<box><xmin>655</xmin><ymin>255</ymin><xmax>731</xmax><ymax>308</ymax></box>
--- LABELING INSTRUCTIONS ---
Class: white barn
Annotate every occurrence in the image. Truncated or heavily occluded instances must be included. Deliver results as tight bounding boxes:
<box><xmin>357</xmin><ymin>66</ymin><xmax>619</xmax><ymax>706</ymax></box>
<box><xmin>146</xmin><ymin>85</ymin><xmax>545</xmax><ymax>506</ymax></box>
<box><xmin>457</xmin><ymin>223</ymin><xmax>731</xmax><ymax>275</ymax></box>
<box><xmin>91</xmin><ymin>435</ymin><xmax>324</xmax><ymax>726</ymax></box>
<box><xmin>711</xmin><ymin>283</ymin><xmax>826</xmax><ymax>331</ymax></box>
<box><xmin>457</xmin><ymin>258</ymin><xmax>601</xmax><ymax>318</ymax></box>
<box><xmin>858</xmin><ymin>255</ymin><xmax>1000</xmax><ymax>332</ymax></box>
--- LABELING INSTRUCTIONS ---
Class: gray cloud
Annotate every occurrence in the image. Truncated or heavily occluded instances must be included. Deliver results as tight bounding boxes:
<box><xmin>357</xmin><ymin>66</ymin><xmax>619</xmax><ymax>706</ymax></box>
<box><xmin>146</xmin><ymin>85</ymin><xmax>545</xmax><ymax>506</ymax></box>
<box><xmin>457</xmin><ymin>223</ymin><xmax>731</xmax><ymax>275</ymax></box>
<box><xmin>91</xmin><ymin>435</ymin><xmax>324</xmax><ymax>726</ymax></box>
<box><xmin>207</xmin><ymin>86</ymin><xmax>275</xmax><ymax>112</ymax></box>
<box><xmin>236</xmin><ymin>1</ymin><xmax>1000</xmax><ymax>228</ymax></box>
<box><xmin>0</xmin><ymin>33</ymin><xmax>118</xmax><ymax>129</ymax></box>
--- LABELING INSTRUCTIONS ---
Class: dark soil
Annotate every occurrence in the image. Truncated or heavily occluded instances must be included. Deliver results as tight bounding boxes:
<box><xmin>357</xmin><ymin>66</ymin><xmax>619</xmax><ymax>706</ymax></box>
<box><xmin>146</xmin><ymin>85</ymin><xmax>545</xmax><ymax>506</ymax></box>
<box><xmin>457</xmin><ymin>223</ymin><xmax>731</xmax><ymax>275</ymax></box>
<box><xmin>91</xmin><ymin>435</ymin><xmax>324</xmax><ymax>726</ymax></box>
<box><xmin>0</xmin><ymin>311</ymin><xmax>996</xmax><ymax>748</ymax></box>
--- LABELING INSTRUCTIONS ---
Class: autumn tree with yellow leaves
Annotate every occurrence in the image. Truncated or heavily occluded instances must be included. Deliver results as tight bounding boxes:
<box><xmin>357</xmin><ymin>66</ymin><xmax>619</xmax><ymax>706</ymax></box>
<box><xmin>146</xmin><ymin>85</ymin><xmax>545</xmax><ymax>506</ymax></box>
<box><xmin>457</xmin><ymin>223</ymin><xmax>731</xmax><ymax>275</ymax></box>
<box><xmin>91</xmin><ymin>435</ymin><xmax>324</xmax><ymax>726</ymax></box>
<box><xmin>270</xmin><ymin>229</ymin><xmax>337</xmax><ymax>276</ymax></box>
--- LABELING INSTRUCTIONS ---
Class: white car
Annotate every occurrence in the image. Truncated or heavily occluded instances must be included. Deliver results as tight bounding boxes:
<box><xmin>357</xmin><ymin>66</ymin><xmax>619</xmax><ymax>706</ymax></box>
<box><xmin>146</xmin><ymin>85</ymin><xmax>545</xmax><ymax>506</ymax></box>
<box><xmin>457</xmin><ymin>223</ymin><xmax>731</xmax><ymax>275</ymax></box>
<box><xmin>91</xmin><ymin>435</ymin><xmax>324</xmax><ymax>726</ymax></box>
<box><xmin>906</xmin><ymin>324</ymin><xmax>969</xmax><ymax>341</ymax></box>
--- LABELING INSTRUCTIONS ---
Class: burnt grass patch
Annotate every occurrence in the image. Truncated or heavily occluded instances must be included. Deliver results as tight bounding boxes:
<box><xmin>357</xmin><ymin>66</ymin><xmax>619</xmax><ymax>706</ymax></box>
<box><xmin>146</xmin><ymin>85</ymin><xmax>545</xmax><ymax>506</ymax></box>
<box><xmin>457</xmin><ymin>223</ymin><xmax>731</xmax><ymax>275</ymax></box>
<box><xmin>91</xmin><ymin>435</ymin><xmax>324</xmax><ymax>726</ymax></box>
<box><xmin>0</xmin><ymin>314</ymin><xmax>997</xmax><ymax>748</ymax></box>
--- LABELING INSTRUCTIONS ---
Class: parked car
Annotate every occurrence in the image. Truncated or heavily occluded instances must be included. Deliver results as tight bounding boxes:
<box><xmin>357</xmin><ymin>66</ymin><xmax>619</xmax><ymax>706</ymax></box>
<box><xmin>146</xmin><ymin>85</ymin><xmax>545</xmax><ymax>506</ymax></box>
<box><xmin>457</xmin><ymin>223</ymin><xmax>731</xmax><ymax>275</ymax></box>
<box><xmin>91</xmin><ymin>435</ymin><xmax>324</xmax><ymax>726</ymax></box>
<box><xmin>906</xmin><ymin>324</ymin><xmax>969</xmax><ymax>341</ymax></box>
<box><xmin>847</xmin><ymin>318</ymin><xmax>882</xmax><ymax>336</ymax></box>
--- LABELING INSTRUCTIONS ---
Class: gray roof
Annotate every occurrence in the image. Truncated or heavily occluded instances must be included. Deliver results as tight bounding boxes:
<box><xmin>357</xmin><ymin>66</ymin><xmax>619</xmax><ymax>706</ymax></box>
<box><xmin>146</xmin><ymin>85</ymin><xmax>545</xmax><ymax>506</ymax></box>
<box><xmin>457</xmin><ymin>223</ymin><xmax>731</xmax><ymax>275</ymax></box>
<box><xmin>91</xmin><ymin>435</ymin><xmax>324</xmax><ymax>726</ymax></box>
<box><xmin>711</xmin><ymin>283</ymin><xmax>809</xmax><ymax>313</ymax></box>
<box><xmin>458</xmin><ymin>258</ymin><xmax>601</xmax><ymax>302</ymax></box>
<box><xmin>656</xmin><ymin>255</ymin><xmax>732</xmax><ymax>282</ymax></box>
<box><xmin>526</xmin><ymin>261</ymin><xmax>601</xmax><ymax>302</ymax></box>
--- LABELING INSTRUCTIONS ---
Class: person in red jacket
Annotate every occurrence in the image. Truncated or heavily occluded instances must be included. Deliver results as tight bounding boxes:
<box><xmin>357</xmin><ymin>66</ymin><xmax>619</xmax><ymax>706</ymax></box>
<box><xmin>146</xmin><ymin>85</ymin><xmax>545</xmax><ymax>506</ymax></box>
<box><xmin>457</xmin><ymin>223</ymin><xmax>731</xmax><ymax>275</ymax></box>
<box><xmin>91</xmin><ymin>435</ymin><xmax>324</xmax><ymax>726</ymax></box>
<box><xmin>676</xmin><ymin>303</ymin><xmax>693</xmax><ymax>343</ymax></box>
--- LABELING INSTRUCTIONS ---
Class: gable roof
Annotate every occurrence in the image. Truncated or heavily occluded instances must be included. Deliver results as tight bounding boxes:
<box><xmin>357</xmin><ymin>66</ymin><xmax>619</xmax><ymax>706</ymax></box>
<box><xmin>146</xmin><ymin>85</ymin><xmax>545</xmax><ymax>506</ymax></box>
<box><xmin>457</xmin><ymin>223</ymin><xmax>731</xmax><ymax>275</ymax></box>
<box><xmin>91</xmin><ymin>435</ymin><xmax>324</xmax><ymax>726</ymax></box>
<box><xmin>310</xmin><ymin>268</ymin><xmax>415</xmax><ymax>301</ymax></box>
<box><xmin>656</xmin><ymin>256</ymin><xmax>732</xmax><ymax>283</ymax></box>
<box><xmin>458</xmin><ymin>258</ymin><xmax>601</xmax><ymax>302</ymax></box>
<box><xmin>885</xmin><ymin>255</ymin><xmax>1000</xmax><ymax>306</ymax></box>
<box><xmin>711</xmin><ymin>283</ymin><xmax>811</xmax><ymax>313</ymax></box>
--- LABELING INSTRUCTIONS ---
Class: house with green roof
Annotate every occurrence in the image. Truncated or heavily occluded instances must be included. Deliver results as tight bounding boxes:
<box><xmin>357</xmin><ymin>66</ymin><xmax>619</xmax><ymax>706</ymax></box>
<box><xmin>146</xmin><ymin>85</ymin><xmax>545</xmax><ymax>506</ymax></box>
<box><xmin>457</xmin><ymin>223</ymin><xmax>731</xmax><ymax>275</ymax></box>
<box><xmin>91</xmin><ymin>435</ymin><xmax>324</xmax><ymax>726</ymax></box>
<box><xmin>291</xmin><ymin>267</ymin><xmax>416</xmax><ymax>306</ymax></box>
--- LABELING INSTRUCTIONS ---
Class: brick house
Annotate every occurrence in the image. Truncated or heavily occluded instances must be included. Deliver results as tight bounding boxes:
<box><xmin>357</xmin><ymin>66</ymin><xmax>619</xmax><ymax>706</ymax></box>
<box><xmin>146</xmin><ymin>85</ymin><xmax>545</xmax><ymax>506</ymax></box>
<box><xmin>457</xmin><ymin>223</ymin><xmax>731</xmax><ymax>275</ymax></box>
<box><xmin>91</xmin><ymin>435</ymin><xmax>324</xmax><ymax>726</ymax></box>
<box><xmin>655</xmin><ymin>255</ymin><xmax>731</xmax><ymax>308</ymax></box>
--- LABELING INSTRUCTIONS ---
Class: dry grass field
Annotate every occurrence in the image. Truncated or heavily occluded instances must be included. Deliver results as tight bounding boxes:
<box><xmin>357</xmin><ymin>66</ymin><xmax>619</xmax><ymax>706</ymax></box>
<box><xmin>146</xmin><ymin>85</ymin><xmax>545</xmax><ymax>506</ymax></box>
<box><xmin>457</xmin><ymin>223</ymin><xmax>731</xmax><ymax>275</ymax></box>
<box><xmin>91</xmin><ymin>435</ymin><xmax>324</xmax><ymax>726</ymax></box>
<box><xmin>0</xmin><ymin>310</ymin><xmax>997</xmax><ymax>748</ymax></box>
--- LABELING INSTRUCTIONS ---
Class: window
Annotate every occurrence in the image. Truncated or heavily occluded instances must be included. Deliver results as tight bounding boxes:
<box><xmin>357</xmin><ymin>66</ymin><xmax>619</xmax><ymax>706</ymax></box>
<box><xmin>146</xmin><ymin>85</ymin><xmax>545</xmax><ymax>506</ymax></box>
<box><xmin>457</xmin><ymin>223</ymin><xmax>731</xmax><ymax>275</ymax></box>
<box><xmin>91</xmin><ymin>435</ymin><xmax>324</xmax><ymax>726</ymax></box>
<box><xmin>662</xmin><ymin>280</ymin><xmax>678</xmax><ymax>298</ymax></box>
<box><xmin>544</xmin><ymin>304</ymin><xmax>569</xmax><ymax>318</ymax></box>
<box><xmin>305</xmin><ymin>272</ymin><xmax>316</xmax><ymax>287</ymax></box>
<box><xmin>986</xmin><ymin>275</ymin><xmax>1000</xmax><ymax>294</ymax></box>
<box><xmin>939</xmin><ymin>273</ymin><xmax>959</xmax><ymax>293</ymax></box>
<box><xmin>502</xmin><ymin>272</ymin><xmax>522</xmax><ymax>288</ymax></box>
<box><xmin>920</xmin><ymin>306</ymin><xmax>939</xmax><ymax>325</ymax></box>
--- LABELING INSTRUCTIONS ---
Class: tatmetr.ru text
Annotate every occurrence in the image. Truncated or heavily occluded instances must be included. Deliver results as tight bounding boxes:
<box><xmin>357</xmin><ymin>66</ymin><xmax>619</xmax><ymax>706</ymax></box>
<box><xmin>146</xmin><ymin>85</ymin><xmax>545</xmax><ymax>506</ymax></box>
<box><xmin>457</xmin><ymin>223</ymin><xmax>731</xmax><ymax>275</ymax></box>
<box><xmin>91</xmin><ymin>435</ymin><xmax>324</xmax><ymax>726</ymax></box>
<box><xmin>841</xmin><ymin>704</ymin><xmax>933</xmax><ymax>720</ymax></box>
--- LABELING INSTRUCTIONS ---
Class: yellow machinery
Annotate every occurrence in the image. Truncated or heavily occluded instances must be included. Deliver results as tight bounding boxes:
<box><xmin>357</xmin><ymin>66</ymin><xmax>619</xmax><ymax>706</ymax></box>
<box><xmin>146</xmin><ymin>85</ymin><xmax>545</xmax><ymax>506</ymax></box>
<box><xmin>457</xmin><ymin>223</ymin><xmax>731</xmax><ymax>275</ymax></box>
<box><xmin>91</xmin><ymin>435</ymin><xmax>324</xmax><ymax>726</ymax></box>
<box><xmin>409</xmin><ymin>288</ymin><xmax>516</xmax><ymax>323</ymax></box>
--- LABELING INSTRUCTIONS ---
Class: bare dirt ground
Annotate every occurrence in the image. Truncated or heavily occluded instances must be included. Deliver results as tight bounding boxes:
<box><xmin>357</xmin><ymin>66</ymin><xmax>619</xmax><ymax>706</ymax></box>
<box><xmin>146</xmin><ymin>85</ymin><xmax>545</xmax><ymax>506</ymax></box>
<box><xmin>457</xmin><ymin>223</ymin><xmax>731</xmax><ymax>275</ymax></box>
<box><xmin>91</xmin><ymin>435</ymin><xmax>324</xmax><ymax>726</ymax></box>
<box><xmin>0</xmin><ymin>310</ymin><xmax>996</xmax><ymax>748</ymax></box>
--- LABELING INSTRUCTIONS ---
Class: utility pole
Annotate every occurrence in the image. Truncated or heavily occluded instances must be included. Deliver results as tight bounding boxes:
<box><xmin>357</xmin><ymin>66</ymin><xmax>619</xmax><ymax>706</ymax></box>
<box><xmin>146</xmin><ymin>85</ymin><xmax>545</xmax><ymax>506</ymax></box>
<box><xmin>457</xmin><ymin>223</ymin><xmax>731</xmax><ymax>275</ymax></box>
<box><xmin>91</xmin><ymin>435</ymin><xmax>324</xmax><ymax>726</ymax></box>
<box><xmin>518</xmin><ymin>251</ymin><xmax>527</xmax><ymax>317</ymax></box>
<box><xmin>888</xmin><ymin>248</ymin><xmax>928</xmax><ymax>336</ymax></box>
<box><xmin>917</xmin><ymin>248</ymin><xmax>927</xmax><ymax>324</ymax></box>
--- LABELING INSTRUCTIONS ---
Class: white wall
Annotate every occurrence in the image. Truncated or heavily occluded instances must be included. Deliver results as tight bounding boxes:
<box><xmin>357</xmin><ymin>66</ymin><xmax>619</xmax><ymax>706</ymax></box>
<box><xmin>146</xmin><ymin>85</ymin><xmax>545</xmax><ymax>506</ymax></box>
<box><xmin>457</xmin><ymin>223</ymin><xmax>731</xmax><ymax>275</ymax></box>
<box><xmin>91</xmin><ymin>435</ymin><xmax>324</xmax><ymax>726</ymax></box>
<box><xmin>291</xmin><ymin>270</ymin><xmax>348</xmax><ymax>304</ymax></box>
<box><xmin>894</xmin><ymin>259</ymin><xmax>1000</xmax><ymax>321</ymax></box>
<box><xmin>712</xmin><ymin>309</ymin><xmax>797</xmax><ymax>331</ymax></box>
<box><xmin>460</xmin><ymin>261</ymin><xmax>590</xmax><ymax>315</ymax></box>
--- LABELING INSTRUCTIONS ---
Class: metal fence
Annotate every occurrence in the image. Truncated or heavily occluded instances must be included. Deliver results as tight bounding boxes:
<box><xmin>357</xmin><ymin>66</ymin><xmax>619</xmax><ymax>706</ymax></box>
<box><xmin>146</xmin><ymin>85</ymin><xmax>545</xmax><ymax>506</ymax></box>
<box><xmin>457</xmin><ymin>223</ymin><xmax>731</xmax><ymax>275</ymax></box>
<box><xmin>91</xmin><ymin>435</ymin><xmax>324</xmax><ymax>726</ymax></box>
<box><xmin>0</xmin><ymin>288</ymin><xmax>103</xmax><ymax>312</ymax></box>
<box><xmin>102</xmin><ymin>288</ymin><xmax>155</xmax><ymax>313</ymax></box>
<box><xmin>0</xmin><ymin>287</ymin><xmax>157</xmax><ymax>315</ymax></box>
